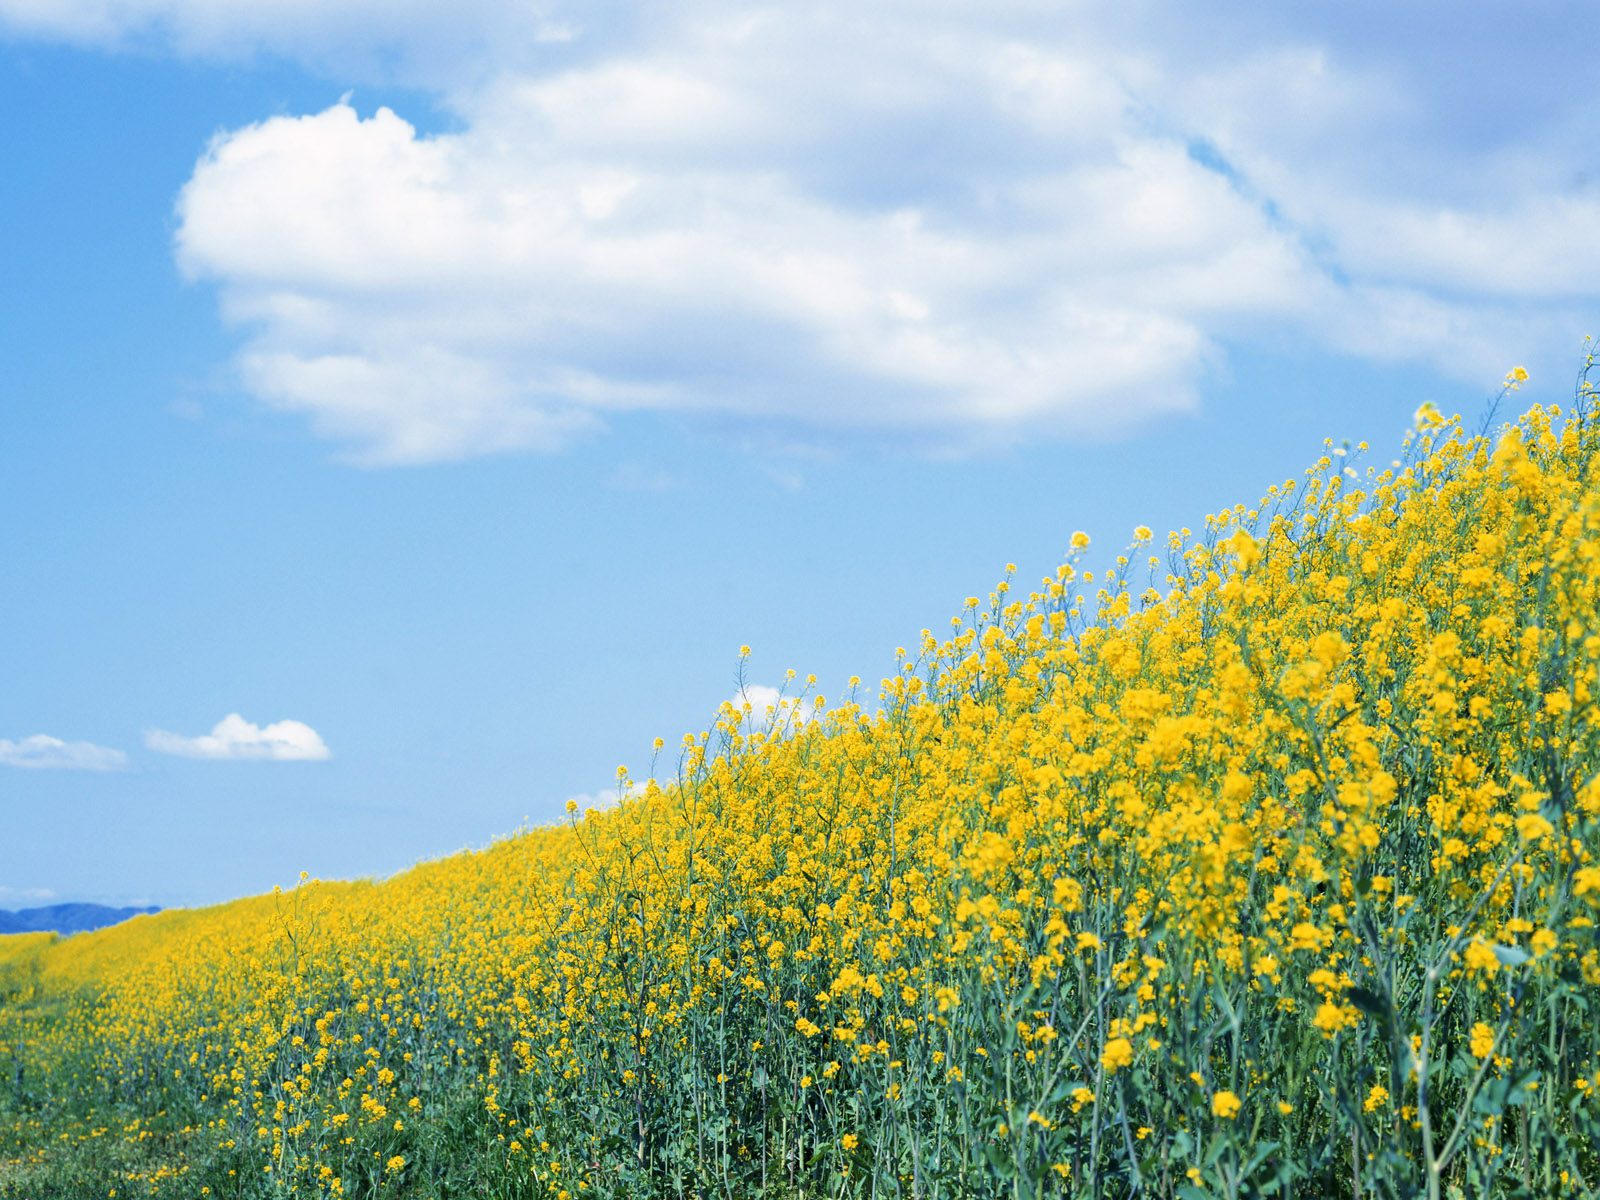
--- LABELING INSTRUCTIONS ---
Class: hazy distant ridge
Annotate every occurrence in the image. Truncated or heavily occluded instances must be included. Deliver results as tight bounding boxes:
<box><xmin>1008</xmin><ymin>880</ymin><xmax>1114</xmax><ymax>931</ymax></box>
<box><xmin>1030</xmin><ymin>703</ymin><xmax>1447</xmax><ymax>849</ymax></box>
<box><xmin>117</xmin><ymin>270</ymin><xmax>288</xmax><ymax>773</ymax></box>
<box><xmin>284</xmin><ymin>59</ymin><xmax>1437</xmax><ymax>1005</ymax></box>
<box><xmin>0</xmin><ymin>904</ymin><xmax>160</xmax><ymax>935</ymax></box>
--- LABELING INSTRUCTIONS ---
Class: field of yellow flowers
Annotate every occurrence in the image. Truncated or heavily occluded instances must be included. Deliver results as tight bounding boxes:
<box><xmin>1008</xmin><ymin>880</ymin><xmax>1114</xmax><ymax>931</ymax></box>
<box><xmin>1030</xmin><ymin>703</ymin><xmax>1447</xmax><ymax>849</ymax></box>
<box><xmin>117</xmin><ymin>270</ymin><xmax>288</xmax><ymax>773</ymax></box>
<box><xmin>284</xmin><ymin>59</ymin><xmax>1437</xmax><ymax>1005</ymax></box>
<box><xmin>6</xmin><ymin>366</ymin><xmax>1600</xmax><ymax>1199</ymax></box>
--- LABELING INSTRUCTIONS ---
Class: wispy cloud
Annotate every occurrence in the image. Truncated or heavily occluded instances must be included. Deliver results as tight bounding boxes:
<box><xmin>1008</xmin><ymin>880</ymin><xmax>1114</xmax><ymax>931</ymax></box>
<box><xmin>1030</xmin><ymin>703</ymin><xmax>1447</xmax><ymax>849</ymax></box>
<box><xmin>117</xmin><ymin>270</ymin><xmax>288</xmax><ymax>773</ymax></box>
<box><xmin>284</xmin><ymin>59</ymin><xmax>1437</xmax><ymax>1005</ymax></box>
<box><xmin>0</xmin><ymin>885</ymin><xmax>58</xmax><ymax>906</ymax></box>
<box><xmin>0</xmin><ymin>734</ymin><xmax>128</xmax><ymax>771</ymax></box>
<box><xmin>144</xmin><ymin>713</ymin><xmax>332</xmax><ymax>761</ymax></box>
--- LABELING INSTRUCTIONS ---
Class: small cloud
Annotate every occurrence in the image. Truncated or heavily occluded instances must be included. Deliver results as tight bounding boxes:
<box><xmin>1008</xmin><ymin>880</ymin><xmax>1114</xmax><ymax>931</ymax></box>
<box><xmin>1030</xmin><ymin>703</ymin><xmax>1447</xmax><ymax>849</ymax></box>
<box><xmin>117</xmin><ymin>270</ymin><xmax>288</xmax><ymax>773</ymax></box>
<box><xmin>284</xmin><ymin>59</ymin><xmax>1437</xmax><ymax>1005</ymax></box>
<box><xmin>564</xmin><ymin>774</ymin><xmax>652</xmax><ymax>816</ymax></box>
<box><xmin>565</xmin><ymin>788</ymin><xmax>621</xmax><ymax>815</ymax></box>
<box><xmin>144</xmin><ymin>713</ymin><xmax>331</xmax><ymax>761</ymax></box>
<box><xmin>0</xmin><ymin>886</ymin><xmax>58</xmax><ymax>906</ymax></box>
<box><xmin>729</xmin><ymin>684</ymin><xmax>816</xmax><ymax>730</ymax></box>
<box><xmin>0</xmin><ymin>734</ymin><xmax>128</xmax><ymax>771</ymax></box>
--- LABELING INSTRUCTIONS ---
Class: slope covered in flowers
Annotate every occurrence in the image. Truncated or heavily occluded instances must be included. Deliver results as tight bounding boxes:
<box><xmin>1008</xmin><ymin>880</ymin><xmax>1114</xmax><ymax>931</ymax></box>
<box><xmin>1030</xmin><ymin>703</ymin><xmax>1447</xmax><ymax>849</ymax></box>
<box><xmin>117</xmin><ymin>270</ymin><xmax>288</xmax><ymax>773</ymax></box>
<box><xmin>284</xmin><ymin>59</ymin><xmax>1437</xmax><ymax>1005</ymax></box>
<box><xmin>5</xmin><ymin>378</ymin><xmax>1600</xmax><ymax>1199</ymax></box>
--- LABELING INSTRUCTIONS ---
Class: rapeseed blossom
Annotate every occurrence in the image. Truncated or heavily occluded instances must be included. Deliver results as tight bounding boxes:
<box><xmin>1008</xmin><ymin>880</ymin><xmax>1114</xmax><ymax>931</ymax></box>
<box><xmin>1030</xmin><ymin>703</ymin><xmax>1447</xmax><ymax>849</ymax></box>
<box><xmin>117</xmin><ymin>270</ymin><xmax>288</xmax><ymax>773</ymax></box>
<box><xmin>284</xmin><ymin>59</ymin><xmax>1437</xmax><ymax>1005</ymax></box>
<box><xmin>5</xmin><ymin>365</ymin><xmax>1600</xmax><ymax>1198</ymax></box>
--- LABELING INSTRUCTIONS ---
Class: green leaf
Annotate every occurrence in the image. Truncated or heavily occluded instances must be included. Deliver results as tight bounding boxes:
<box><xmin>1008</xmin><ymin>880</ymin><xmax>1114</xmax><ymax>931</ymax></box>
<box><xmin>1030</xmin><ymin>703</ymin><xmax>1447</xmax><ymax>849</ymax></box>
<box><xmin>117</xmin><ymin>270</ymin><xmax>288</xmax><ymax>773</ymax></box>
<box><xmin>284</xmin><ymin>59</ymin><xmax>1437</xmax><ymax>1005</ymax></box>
<box><xmin>982</xmin><ymin>1140</ymin><xmax>1015</xmax><ymax>1177</ymax></box>
<box><xmin>1475</xmin><ymin>1075</ymin><xmax>1512</xmax><ymax>1117</ymax></box>
<box><xmin>1507</xmin><ymin>1069</ymin><xmax>1543</xmax><ymax>1108</ymax></box>
<box><xmin>1492</xmin><ymin>943</ymin><xmax>1531</xmax><ymax>967</ymax></box>
<box><xmin>1242</xmin><ymin>1139</ymin><xmax>1282</xmax><ymax>1178</ymax></box>
<box><xmin>1345</xmin><ymin>986</ymin><xmax>1386</xmax><ymax>1017</ymax></box>
<box><xmin>1204</xmin><ymin>1132</ymin><xmax>1232</xmax><ymax>1168</ymax></box>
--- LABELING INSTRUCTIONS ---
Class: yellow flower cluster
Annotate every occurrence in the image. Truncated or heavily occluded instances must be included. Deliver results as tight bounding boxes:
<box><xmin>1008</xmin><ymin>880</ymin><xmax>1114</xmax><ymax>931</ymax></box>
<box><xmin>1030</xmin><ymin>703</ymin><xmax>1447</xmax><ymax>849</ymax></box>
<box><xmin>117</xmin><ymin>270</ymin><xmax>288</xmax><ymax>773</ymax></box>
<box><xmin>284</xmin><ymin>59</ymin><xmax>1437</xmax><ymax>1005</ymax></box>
<box><xmin>6</xmin><ymin>369</ymin><xmax>1600</xmax><ymax>1197</ymax></box>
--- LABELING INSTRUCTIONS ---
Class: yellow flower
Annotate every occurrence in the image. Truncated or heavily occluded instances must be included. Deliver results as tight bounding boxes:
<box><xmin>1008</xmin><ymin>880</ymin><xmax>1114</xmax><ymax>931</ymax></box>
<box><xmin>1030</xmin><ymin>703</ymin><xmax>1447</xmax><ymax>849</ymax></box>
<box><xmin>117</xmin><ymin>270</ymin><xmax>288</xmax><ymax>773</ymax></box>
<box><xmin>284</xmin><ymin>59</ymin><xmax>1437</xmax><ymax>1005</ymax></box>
<box><xmin>1307</xmin><ymin>967</ymin><xmax>1340</xmax><ymax>995</ymax></box>
<box><xmin>1463</xmin><ymin>940</ymin><xmax>1500</xmax><ymax>974</ymax></box>
<box><xmin>1470</xmin><ymin>1022</ymin><xmax>1496</xmax><ymax>1059</ymax></box>
<box><xmin>1289</xmin><ymin>922</ymin><xmax>1330</xmax><ymax>952</ymax></box>
<box><xmin>1100</xmin><ymin>1037</ymin><xmax>1134</xmax><ymax>1073</ymax></box>
<box><xmin>1212</xmin><ymin>1090</ymin><xmax>1241</xmax><ymax>1119</ymax></box>
<box><xmin>840</xmin><ymin>1134</ymin><xmax>858</xmax><ymax>1151</ymax></box>
<box><xmin>1228</xmin><ymin>530</ymin><xmax>1261</xmax><ymax>570</ymax></box>
<box><xmin>1515</xmin><ymin>812</ymin><xmax>1554</xmax><ymax>842</ymax></box>
<box><xmin>1312</xmin><ymin>1002</ymin><xmax>1357</xmax><ymax>1038</ymax></box>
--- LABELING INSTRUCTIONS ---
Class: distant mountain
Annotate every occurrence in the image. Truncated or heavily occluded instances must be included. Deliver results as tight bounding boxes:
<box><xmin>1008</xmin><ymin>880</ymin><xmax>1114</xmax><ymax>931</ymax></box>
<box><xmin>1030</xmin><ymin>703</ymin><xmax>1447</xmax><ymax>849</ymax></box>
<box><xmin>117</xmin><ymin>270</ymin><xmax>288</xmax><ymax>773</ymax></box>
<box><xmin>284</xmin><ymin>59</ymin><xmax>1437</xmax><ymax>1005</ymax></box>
<box><xmin>0</xmin><ymin>903</ymin><xmax>160</xmax><ymax>936</ymax></box>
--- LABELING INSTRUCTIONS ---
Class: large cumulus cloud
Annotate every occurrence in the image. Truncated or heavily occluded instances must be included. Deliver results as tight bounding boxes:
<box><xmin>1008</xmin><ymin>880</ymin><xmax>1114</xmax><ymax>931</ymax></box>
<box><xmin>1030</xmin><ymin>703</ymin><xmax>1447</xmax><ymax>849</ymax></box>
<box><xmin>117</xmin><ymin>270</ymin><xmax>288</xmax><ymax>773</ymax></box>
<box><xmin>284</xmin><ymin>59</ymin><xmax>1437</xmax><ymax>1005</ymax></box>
<box><xmin>9</xmin><ymin>0</ymin><xmax>1600</xmax><ymax>462</ymax></box>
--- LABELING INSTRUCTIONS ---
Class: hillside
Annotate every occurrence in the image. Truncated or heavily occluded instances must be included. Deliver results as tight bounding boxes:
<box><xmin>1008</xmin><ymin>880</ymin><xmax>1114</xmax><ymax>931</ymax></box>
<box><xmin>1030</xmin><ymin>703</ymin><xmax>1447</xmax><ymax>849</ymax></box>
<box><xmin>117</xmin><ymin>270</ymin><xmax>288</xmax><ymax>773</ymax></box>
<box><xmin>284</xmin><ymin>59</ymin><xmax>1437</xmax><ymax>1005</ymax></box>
<box><xmin>3</xmin><ymin>376</ymin><xmax>1600</xmax><ymax>1199</ymax></box>
<box><xmin>0</xmin><ymin>904</ymin><xmax>160</xmax><ymax>937</ymax></box>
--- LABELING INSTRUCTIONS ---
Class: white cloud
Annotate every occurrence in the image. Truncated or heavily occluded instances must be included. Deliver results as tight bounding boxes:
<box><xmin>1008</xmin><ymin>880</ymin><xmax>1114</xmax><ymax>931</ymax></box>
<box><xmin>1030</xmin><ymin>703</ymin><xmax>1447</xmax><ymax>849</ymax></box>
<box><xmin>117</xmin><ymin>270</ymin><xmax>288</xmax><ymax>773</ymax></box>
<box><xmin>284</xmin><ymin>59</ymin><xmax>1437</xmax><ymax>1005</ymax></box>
<box><xmin>0</xmin><ymin>734</ymin><xmax>128</xmax><ymax>771</ymax></box>
<box><xmin>172</xmin><ymin>91</ymin><xmax>1292</xmax><ymax>462</ymax></box>
<box><xmin>0</xmin><ymin>886</ymin><xmax>58</xmax><ymax>905</ymax></box>
<box><xmin>8</xmin><ymin>1</ymin><xmax>1600</xmax><ymax>460</ymax></box>
<box><xmin>728</xmin><ymin>684</ymin><xmax>815</xmax><ymax>731</ymax></box>
<box><xmin>565</xmin><ymin>788</ymin><xmax>620</xmax><ymax>815</ymax></box>
<box><xmin>144</xmin><ymin>713</ymin><xmax>332</xmax><ymax>761</ymax></box>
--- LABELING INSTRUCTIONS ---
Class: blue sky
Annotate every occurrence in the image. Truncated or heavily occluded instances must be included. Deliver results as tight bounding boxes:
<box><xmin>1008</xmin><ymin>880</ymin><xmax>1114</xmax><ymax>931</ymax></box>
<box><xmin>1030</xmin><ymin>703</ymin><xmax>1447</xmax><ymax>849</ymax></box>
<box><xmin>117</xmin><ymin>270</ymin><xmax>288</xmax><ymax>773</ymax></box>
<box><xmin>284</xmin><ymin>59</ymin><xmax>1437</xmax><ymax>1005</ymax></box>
<box><xmin>2</xmin><ymin>1</ymin><xmax>1597</xmax><ymax>908</ymax></box>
